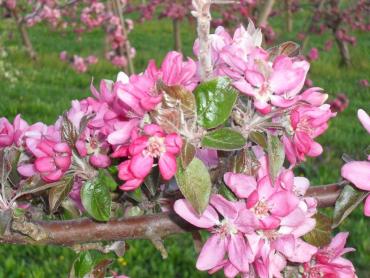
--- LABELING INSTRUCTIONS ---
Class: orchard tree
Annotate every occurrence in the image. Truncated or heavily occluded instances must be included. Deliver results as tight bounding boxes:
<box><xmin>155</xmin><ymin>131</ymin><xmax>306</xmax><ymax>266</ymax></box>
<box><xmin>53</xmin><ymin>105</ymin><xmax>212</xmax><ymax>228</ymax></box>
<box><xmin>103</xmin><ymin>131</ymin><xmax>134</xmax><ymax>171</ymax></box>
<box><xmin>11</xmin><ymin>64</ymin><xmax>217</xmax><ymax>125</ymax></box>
<box><xmin>0</xmin><ymin>0</ymin><xmax>368</xmax><ymax>277</ymax></box>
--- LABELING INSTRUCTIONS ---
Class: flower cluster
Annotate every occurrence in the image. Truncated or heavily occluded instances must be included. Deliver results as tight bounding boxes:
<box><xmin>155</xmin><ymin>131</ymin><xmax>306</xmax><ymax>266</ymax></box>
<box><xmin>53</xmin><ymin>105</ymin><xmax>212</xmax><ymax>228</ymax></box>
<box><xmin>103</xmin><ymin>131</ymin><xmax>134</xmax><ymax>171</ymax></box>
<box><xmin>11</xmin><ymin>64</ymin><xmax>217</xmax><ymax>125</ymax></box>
<box><xmin>175</xmin><ymin>152</ymin><xmax>318</xmax><ymax>277</ymax></box>
<box><xmin>60</xmin><ymin>51</ymin><xmax>98</xmax><ymax>73</ymax></box>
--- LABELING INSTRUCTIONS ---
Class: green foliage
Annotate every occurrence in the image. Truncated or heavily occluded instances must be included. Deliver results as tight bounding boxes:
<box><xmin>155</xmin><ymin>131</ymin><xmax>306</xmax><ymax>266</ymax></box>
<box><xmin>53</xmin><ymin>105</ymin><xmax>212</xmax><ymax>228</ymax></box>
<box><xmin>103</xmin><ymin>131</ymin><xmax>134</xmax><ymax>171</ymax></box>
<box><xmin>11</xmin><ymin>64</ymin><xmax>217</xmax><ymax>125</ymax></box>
<box><xmin>0</xmin><ymin>7</ymin><xmax>369</xmax><ymax>277</ymax></box>
<box><xmin>81</xmin><ymin>179</ymin><xmax>112</xmax><ymax>221</ymax></box>
<box><xmin>201</xmin><ymin>128</ymin><xmax>246</xmax><ymax>150</ymax></box>
<box><xmin>194</xmin><ymin>77</ymin><xmax>238</xmax><ymax>129</ymax></box>
<box><xmin>175</xmin><ymin>158</ymin><xmax>212</xmax><ymax>214</ymax></box>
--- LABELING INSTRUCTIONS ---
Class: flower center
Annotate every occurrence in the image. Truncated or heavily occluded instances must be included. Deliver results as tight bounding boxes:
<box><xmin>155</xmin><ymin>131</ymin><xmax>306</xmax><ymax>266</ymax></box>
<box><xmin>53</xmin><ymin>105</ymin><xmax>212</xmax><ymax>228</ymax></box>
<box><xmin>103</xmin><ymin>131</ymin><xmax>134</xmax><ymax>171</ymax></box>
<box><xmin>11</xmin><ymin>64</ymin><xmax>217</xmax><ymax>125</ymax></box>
<box><xmin>145</xmin><ymin>136</ymin><xmax>166</xmax><ymax>158</ymax></box>
<box><xmin>218</xmin><ymin>218</ymin><xmax>238</xmax><ymax>236</ymax></box>
<box><xmin>253</xmin><ymin>200</ymin><xmax>270</xmax><ymax>218</ymax></box>
<box><xmin>296</xmin><ymin>118</ymin><xmax>314</xmax><ymax>136</ymax></box>
<box><xmin>306</xmin><ymin>266</ymin><xmax>323</xmax><ymax>278</ymax></box>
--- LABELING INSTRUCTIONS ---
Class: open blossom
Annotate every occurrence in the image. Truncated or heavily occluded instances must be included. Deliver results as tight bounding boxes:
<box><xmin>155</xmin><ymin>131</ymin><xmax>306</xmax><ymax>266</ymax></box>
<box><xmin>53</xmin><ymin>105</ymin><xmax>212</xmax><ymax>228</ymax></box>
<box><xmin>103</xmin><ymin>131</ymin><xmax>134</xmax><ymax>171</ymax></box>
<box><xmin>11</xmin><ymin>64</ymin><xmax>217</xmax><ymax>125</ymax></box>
<box><xmin>341</xmin><ymin>109</ymin><xmax>370</xmax><ymax>216</ymax></box>
<box><xmin>303</xmin><ymin>232</ymin><xmax>356</xmax><ymax>278</ymax></box>
<box><xmin>233</xmin><ymin>55</ymin><xmax>309</xmax><ymax>114</ymax></box>
<box><xmin>175</xmin><ymin>158</ymin><xmax>318</xmax><ymax>277</ymax></box>
<box><xmin>174</xmin><ymin>195</ymin><xmax>257</xmax><ymax>273</ymax></box>
<box><xmin>283</xmin><ymin>103</ymin><xmax>336</xmax><ymax>165</ymax></box>
<box><xmin>0</xmin><ymin>115</ymin><xmax>29</xmax><ymax>148</ymax></box>
<box><xmin>115</xmin><ymin>51</ymin><xmax>197</xmax><ymax>117</ymax></box>
<box><xmin>117</xmin><ymin>124</ymin><xmax>182</xmax><ymax>190</ymax></box>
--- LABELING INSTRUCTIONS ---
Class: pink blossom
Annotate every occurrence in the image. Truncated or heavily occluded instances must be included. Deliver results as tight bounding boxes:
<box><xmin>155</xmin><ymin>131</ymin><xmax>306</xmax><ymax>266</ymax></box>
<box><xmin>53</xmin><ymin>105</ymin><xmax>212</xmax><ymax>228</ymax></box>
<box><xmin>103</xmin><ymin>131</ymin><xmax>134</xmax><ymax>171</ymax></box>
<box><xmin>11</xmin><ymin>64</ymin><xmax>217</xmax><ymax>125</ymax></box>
<box><xmin>0</xmin><ymin>115</ymin><xmax>29</xmax><ymax>148</ymax></box>
<box><xmin>359</xmin><ymin>79</ymin><xmax>369</xmax><ymax>88</ymax></box>
<box><xmin>174</xmin><ymin>196</ymin><xmax>257</xmax><ymax>273</ymax></box>
<box><xmin>0</xmin><ymin>118</ymin><xmax>15</xmax><ymax>148</ymax></box>
<box><xmin>86</xmin><ymin>55</ymin><xmax>98</xmax><ymax>65</ymax></box>
<box><xmin>307</xmin><ymin>48</ymin><xmax>319</xmax><ymax>61</ymax></box>
<box><xmin>59</xmin><ymin>51</ymin><xmax>68</xmax><ymax>61</ymax></box>
<box><xmin>303</xmin><ymin>232</ymin><xmax>356</xmax><ymax>278</ymax></box>
<box><xmin>341</xmin><ymin>109</ymin><xmax>370</xmax><ymax>216</ymax></box>
<box><xmin>72</xmin><ymin>55</ymin><xmax>88</xmax><ymax>73</ymax></box>
<box><xmin>283</xmin><ymin>104</ymin><xmax>336</xmax><ymax>165</ymax></box>
<box><xmin>118</xmin><ymin>124</ymin><xmax>182</xmax><ymax>190</ymax></box>
<box><xmin>233</xmin><ymin>55</ymin><xmax>310</xmax><ymax>114</ymax></box>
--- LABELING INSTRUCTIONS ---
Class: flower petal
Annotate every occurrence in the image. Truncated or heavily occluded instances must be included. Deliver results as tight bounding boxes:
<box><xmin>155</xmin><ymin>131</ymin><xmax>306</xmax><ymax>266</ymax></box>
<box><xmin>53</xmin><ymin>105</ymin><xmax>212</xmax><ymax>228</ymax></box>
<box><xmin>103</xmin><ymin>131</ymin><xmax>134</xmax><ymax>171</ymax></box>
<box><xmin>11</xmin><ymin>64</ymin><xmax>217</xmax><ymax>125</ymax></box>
<box><xmin>341</xmin><ymin>161</ymin><xmax>370</xmax><ymax>191</ymax></box>
<box><xmin>196</xmin><ymin>234</ymin><xmax>227</xmax><ymax>271</ymax></box>
<box><xmin>174</xmin><ymin>199</ymin><xmax>219</xmax><ymax>228</ymax></box>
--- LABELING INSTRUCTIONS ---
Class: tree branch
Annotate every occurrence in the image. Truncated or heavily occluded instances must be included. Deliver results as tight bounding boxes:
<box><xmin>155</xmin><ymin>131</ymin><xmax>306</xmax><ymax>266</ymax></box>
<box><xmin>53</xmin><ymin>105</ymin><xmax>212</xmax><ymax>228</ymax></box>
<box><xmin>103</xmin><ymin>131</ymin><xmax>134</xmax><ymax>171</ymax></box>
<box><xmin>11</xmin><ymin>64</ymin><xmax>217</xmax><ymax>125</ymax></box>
<box><xmin>0</xmin><ymin>183</ymin><xmax>346</xmax><ymax>246</ymax></box>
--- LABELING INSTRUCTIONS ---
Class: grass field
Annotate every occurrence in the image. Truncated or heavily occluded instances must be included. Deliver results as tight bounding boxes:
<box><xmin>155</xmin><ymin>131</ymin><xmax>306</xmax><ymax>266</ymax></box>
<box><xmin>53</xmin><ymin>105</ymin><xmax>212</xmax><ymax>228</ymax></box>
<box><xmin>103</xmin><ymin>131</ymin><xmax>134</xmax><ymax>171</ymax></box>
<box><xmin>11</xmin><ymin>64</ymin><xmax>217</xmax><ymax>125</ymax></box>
<box><xmin>0</xmin><ymin>7</ymin><xmax>369</xmax><ymax>278</ymax></box>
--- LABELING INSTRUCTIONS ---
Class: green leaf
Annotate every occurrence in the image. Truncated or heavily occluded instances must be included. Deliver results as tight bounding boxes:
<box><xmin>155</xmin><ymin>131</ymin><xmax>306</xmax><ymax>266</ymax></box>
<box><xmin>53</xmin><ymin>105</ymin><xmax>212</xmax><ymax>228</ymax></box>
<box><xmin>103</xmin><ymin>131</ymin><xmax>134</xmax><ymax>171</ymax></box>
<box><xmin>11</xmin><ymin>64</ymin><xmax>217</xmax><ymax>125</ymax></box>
<box><xmin>81</xmin><ymin>179</ymin><xmax>112</xmax><ymax>222</ymax></box>
<box><xmin>98</xmin><ymin>169</ymin><xmax>118</xmax><ymax>191</ymax></box>
<box><xmin>73</xmin><ymin>251</ymin><xmax>114</xmax><ymax>278</ymax></box>
<box><xmin>218</xmin><ymin>182</ymin><xmax>237</xmax><ymax>201</ymax></box>
<box><xmin>303</xmin><ymin>212</ymin><xmax>332</xmax><ymax>247</ymax></box>
<box><xmin>266</xmin><ymin>134</ymin><xmax>285</xmax><ymax>183</ymax></box>
<box><xmin>48</xmin><ymin>175</ymin><xmax>74</xmax><ymax>213</ymax></box>
<box><xmin>201</xmin><ymin>128</ymin><xmax>246</xmax><ymax>151</ymax></box>
<box><xmin>180</xmin><ymin>141</ymin><xmax>196</xmax><ymax>168</ymax></box>
<box><xmin>332</xmin><ymin>185</ymin><xmax>369</xmax><ymax>228</ymax></box>
<box><xmin>230</xmin><ymin>149</ymin><xmax>260</xmax><ymax>175</ymax></box>
<box><xmin>73</xmin><ymin>251</ymin><xmax>94</xmax><ymax>278</ymax></box>
<box><xmin>175</xmin><ymin>158</ymin><xmax>212</xmax><ymax>214</ymax></box>
<box><xmin>249</xmin><ymin>131</ymin><xmax>267</xmax><ymax>149</ymax></box>
<box><xmin>194</xmin><ymin>77</ymin><xmax>238</xmax><ymax>129</ymax></box>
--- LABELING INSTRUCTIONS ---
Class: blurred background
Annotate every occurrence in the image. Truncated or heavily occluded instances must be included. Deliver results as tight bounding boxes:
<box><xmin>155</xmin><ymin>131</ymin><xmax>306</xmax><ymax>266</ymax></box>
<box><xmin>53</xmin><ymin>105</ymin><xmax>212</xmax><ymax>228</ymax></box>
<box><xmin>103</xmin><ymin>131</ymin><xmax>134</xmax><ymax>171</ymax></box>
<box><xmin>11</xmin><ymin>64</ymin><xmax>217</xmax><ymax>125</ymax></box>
<box><xmin>0</xmin><ymin>0</ymin><xmax>369</xmax><ymax>277</ymax></box>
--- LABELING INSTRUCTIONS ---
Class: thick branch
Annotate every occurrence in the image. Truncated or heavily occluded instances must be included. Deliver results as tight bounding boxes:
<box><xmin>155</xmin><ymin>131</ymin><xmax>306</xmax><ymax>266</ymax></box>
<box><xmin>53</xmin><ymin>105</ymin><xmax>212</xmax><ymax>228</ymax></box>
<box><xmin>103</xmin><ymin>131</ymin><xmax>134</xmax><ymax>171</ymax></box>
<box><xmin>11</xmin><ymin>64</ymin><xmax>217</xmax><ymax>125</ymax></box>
<box><xmin>0</xmin><ymin>183</ymin><xmax>346</xmax><ymax>246</ymax></box>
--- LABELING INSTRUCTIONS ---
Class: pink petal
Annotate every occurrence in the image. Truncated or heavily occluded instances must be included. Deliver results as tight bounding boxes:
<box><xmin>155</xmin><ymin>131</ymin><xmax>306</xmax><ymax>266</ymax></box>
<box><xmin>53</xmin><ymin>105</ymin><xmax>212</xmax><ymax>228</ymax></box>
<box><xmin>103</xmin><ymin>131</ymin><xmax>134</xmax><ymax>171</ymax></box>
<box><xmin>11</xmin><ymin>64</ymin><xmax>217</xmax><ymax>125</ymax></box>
<box><xmin>158</xmin><ymin>152</ymin><xmax>177</xmax><ymax>180</ymax></box>
<box><xmin>307</xmin><ymin>141</ymin><xmax>323</xmax><ymax>157</ymax></box>
<box><xmin>341</xmin><ymin>161</ymin><xmax>370</xmax><ymax>191</ymax></box>
<box><xmin>288</xmin><ymin>238</ymin><xmax>317</xmax><ymax>263</ymax></box>
<box><xmin>128</xmin><ymin>136</ymin><xmax>148</xmax><ymax>155</ymax></box>
<box><xmin>280</xmin><ymin>207</ymin><xmax>305</xmax><ymax>227</ymax></box>
<box><xmin>196</xmin><ymin>234</ymin><xmax>227</xmax><ymax>271</ymax></box>
<box><xmin>210</xmin><ymin>194</ymin><xmax>238</xmax><ymax>219</ymax></box>
<box><xmin>35</xmin><ymin>157</ymin><xmax>56</xmax><ymax>172</ymax></box>
<box><xmin>358</xmin><ymin>109</ymin><xmax>370</xmax><ymax>134</ymax></box>
<box><xmin>245</xmin><ymin>70</ymin><xmax>264</xmax><ymax>87</ymax></box>
<box><xmin>17</xmin><ymin>164</ymin><xmax>36</xmax><ymax>177</ymax></box>
<box><xmin>119</xmin><ymin>178</ymin><xmax>143</xmax><ymax>191</ymax></box>
<box><xmin>274</xmin><ymin>234</ymin><xmax>295</xmax><ymax>258</ymax></box>
<box><xmin>260</xmin><ymin>215</ymin><xmax>281</xmax><ymax>229</ymax></box>
<box><xmin>43</xmin><ymin>169</ymin><xmax>63</xmax><ymax>182</ymax></box>
<box><xmin>90</xmin><ymin>154</ymin><xmax>111</xmax><ymax>168</ymax></box>
<box><xmin>164</xmin><ymin>134</ymin><xmax>183</xmax><ymax>155</ymax></box>
<box><xmin>293</xmin><ymin>177</ymin><xmax>310</xmax><ymax>196</ymax></box>
<box><xmin>54</xmin><ymin>156</ymin><xmax>71</xmax><ymax>171</ymax></box>
<box><xmin>224</xmin><ymin>172</ymin><xmax>257</xmax><ymax>199</ymax></box>
<box><xmin>234</xmin><ymin>209</ymin><xmax>259</xmax><ymax>233</ymax></box>
<box><xmin>130</xmin><ymin>154</ymin><xmax>153</xmax><ymax>178</ymax></box>
<box><xmin>174</xmin><ymin>199</ymin><xmax>219</xmax><ymax>228</ymax></box>
<box><xmin>228</xmin><ymin>234</ymin><xmax>250</xmax><ymax>272</ymax></box>
<box><xmin>268</xmin><ymin>191</ymin><xmax>299</xmax><ymax>217</ymax></box>
<box><xmin>233</xmin><ymin>79</ymin><xmax>255</xmax><ymax>96</ymax></box>
<box><xmin>143</xmin><ymin>124</ymin><xmax>164</xmax><ymax>136</ymax></box>
<box><xmin>107</xmin><ymin>120</ymin><xmax>138</xmax><ymax>145</ymax></box>
<box><xmin>364</xmin><ymin>195</ymin><xmax>370</xmax><ymax>217</ymax></box>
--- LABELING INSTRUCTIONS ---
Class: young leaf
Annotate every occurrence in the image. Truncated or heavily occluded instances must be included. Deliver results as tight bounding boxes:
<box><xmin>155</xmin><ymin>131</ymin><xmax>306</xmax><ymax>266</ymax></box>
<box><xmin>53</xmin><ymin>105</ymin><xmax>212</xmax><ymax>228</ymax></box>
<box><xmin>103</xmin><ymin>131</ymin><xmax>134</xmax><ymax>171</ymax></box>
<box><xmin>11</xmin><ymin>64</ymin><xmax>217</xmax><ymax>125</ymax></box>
<box><xmin>249</xmin><ymin>131</ymin><xmax>267</xmax><ymax>149</ymax></box>
<box><xmin>73</xmin><ymin>251</ymin><xmax>94</xmax><ymax>278</ymax></box>
<box><xmin>332</xmin><ymin>185</ymin><xmax>369</xmax><ymax>228</ymax></box>
<box><xmin>194</xmin><ymin>77</ymin><xmax>238</xmax><ymax>129</ymax></box>
<box><xmin>230</xmin><ymin>149</ymin><xmax>260</xmax><ymax>175</ymax></box>
<box><xmin>175</xmin><ymin>158</ymin><xmax>212</xmax><ymax>215</ymax></box>
<box><xmin>303</xmin><ymin>212</ymin><xmax>332</xmax><ymax>247</ymax></box>
<box><xmin>180</xmin><ymin>141</ymin><xmax>196</xmax><ymax>168</ymax></box>
<box><xmin>202</xmin><ymin>128</ymin><xmax>246</xmax><ymax>151</ymax></box>
<box><xmin>48</xmin><ymin>175</ymin><xmax>74</xmax><ymax>213</ymax></box>
<box><xmin>98</xmin><ymin>169</ymin><xmax>118</xmax><ymax>191</ymax></box>
<box><xmin>81</xmin><ymin>179</ymin><xmax>112</xmax><ymax>222</ymax></box>
<box><xmin>61</xmin><ymin>113</ymin><xmax>78</xmax><ymax>147</ymax></box>
<box><xmin>267</xmin><ymin>41</ymin><xmax>301</xmax><ymax>61</ymax></box>
<box><xmin>266</xmin><ymin>134</ymin><xmax>285</xmax><ymax>183</ymax></box>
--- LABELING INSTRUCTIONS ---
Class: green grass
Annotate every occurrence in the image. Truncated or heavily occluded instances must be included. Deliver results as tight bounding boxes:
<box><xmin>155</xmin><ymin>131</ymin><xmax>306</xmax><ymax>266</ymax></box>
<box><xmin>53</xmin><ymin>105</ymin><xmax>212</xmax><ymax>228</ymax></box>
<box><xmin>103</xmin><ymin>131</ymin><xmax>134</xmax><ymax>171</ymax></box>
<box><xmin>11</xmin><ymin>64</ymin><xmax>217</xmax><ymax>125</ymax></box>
<box><xmin>0</xmin><ymin>6</ymin><xmax>369</xmax><ymax>278</ymax></box>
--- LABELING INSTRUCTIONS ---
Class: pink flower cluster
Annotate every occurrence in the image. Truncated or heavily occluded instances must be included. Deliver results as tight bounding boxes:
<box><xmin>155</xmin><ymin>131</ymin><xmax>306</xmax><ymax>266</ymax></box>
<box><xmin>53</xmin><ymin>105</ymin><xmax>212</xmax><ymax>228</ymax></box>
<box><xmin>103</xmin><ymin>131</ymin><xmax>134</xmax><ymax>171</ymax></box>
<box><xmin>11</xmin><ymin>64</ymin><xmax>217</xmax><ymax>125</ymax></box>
<box><xmin>341</xmin><ymin>109</ymin><xmax>370</xmax><ymax>216</ymax></box>
<box><xmin>59</xmin><ymin>51</ymin><xmax>98</xmax><ymax>73</ymax></box>
<box><xmin>175</xmin><ymin>152</ymin><xmax>320</xmax><ymax>277</ymax></box>
<box><xmin>303</xmin><ymin>232</ymin><xmax>356</xmax><ymax>278</ymax></box>
<box><xmin>80</xmin><ymin>2</ymin><xmax>105</xmax><ymax>29</ymax></box>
